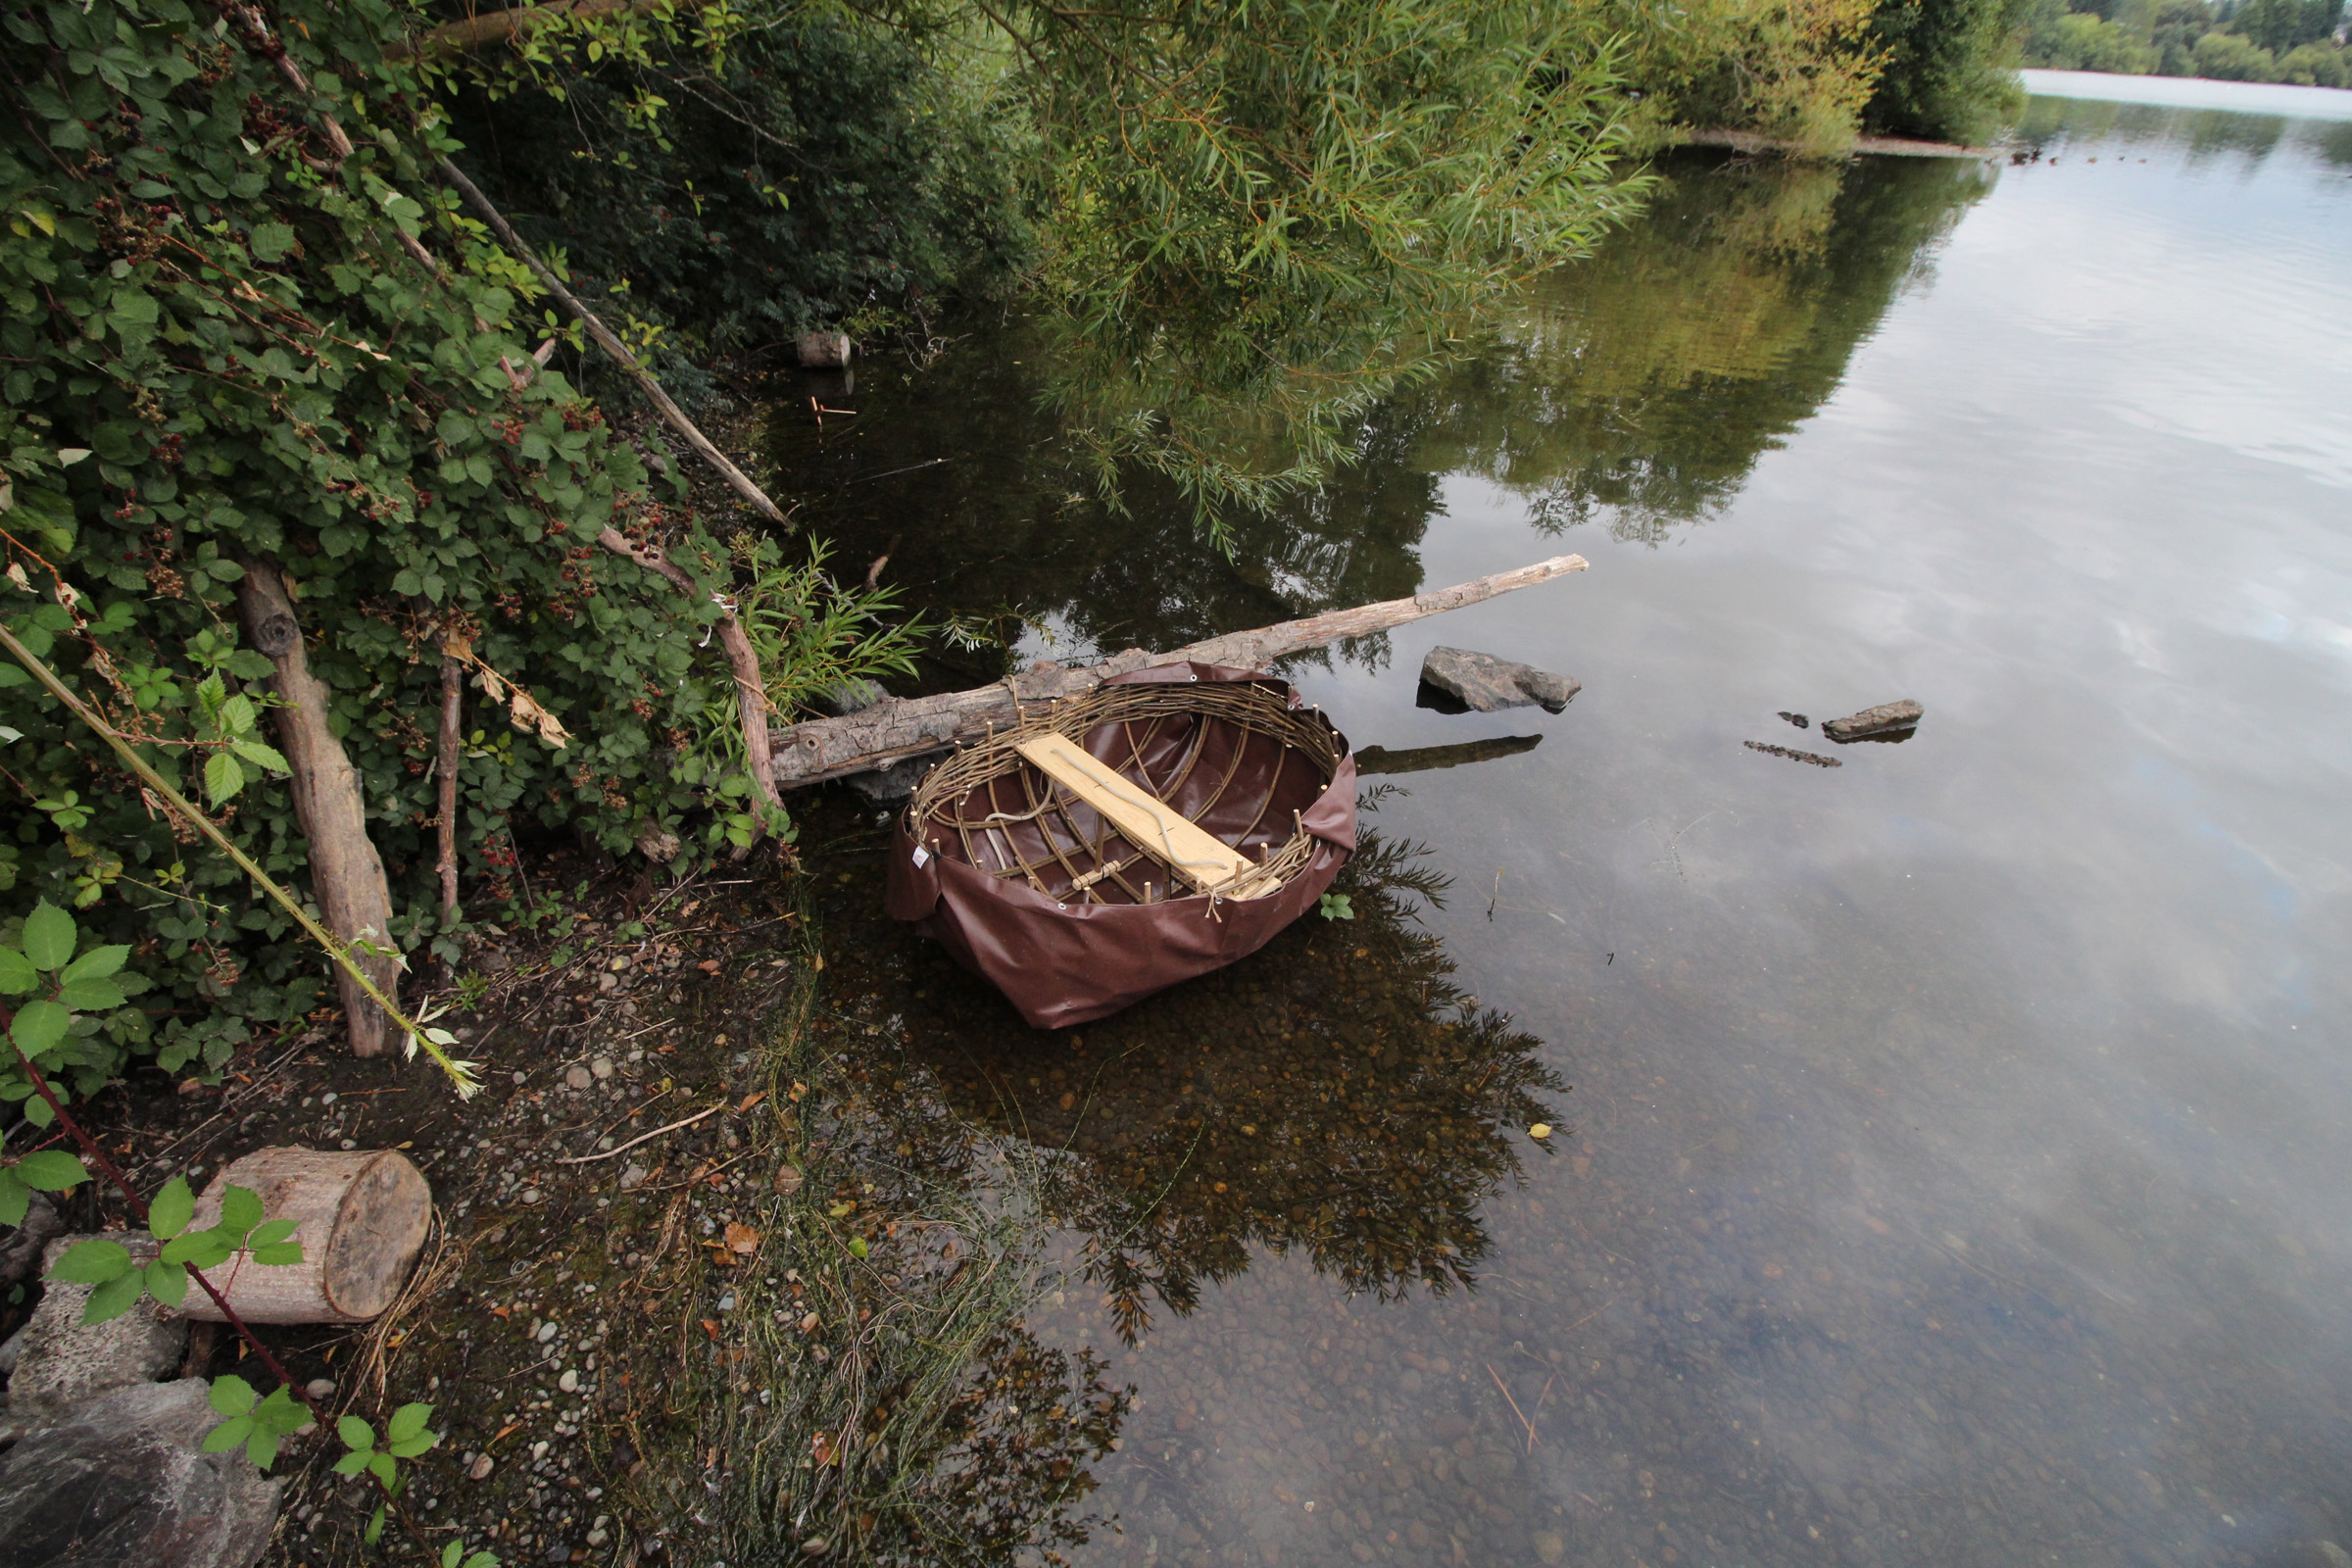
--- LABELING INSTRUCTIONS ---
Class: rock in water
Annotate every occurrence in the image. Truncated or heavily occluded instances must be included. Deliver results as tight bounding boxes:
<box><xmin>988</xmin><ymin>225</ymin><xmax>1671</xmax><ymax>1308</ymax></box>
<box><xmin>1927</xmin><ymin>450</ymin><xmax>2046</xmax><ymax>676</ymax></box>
<box><xmin>6</xmin><ymin>1237</ymin><xmax>187</xmax><ymax>1432</ymax></box>
<box><xmin>1419</xmin><ymin>647</ymin><xmax>1581</xmax><ymax>714</ymax></box>
<box><xmin>0</xmin><ymin>1379</ymin><xmax>280</xmax><ymax>1568</ymax></box>
<box><xmin>1822</xmin><ymin>699</ymin><xmax>1924</xmax><ymax>742</ymax></box>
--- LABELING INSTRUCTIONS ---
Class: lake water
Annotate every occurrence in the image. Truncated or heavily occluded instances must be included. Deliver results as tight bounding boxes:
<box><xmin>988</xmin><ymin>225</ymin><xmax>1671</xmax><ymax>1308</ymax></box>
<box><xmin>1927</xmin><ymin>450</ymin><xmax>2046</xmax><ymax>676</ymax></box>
<box><xmin>781</xmin><ymin>75</ymin><xmax>2352</xmax><ymax>1568</ymax></box>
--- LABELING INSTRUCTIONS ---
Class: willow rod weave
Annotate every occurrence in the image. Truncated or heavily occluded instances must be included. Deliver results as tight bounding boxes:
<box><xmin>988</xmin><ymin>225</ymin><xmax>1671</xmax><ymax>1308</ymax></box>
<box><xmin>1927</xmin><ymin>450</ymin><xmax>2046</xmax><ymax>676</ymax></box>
<box><xmin>906</xmin><ymin>680</ymin><xmax>1343</xmax><ymax>906</ymax></box>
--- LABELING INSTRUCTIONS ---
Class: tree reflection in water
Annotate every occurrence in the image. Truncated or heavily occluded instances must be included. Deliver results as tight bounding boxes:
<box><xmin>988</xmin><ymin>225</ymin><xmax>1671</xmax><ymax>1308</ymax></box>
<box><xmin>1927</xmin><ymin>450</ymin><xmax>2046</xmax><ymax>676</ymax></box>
<box><xmin>813</xmin><ymin>817</ymin><xmax>1566</xmax><ymax>1347</ymax></box>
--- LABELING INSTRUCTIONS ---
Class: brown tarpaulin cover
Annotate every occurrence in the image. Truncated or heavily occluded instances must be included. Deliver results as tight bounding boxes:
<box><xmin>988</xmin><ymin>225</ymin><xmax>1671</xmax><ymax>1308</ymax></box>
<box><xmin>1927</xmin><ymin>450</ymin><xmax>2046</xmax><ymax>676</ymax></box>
<box><xmin>885</xmin><ymin>663</ymin><xmax>1358</xmax><ymax>1028</ymax></box>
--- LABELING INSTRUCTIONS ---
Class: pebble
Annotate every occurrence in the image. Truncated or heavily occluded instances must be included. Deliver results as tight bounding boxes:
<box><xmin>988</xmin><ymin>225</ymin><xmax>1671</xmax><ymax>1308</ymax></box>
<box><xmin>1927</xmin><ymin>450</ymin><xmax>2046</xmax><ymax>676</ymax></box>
<box><xmin>339</xmin><ymin>1139</ymin><xmax>357</xmax><ymax>1151</ymax></box>
<box><xmin>558</xmin><ymin>1369</ymin><xmax>579</xmax><ymax>1393</ymax></box>
<box><xmin>591</xmin><ymin>1057</ymin><xmax>614</xmax><ymax>1080</ymax></box>
<box><xmin>469</xmin><ymin>1454</ymin><xmax>495</xmax><ymax>1481</ymax></box>
<box><xmin>530</xmin><ymin>1441</ymin><xmax>550</xmax><ymax>1462</ymax></box>
<box><xmin>565</xmin><ymin>1065</ymin><xmax>593</xmax><ymax>1091</ymax></box>
<box><xmin>305</xmin><ymin>1378</ymin><xmax>335</xmax><ymax>1401</ymax></box>
<box><xmin>521</xmin><ymin>1188</ymin><xmax>543</xmax><ymax>1205</ymax></box>
<box><xmin>619</xmin><ymin>1165</ymin><xmax>649</xmax><ymax>1191</ymax></box>
<box><xmin>536</xmin><ymin>1320</ymin><xmax>561</xmax><ymax>1343</ymax></box>
<box><xmin>597</xmin><ymin>972</ymin><xmax>619</xmax><ymax>994</ymax></box>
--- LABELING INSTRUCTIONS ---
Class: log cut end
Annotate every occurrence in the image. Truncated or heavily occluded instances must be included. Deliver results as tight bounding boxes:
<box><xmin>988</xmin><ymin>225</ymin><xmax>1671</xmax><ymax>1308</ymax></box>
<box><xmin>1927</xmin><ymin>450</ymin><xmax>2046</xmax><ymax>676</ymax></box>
<box><xmin>184</xmin><ymin>1148</ymin><xmax>432</xmax><ymax>1325</ymax></box>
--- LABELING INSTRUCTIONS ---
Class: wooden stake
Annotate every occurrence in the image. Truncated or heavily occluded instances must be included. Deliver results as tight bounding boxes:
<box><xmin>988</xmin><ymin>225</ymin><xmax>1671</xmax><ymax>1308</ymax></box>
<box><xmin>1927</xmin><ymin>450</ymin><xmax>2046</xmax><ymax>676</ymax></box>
<box><xmin>436</xmin><ymin>638</ymin><xmax>465</xmax><ymax>921</ymax></box>
<box><xmin>594</xmin><ymin>528</ymin><xmax>783</xmax><ymax>812</ymax></box>
<box><xmin>769</xmin><ymin>553</ymin><xmax>1590</xmax><ymax>786</ymax></box>
<box><xmin>234</xmin><ymin>564</ymin><xmax>402</xmax><ymax>1057</ymax></box>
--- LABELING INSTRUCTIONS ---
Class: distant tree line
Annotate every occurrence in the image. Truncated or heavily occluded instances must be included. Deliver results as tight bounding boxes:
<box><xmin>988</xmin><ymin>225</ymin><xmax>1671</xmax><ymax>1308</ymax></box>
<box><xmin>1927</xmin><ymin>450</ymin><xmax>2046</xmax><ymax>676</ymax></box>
<box><xmin>2025</xmin><ymin>0</ymin><xmax>2349</xmax><ymax>85</ymax></box>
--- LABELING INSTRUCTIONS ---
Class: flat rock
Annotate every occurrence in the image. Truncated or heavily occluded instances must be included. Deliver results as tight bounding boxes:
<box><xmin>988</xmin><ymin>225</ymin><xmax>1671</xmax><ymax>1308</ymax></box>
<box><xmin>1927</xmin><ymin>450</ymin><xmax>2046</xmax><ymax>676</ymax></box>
<box><xmin>1419</xmin><ymin>647</ymin><xmax>1580</xmax><ymax>714</ymax></box>
<box><xmin>1822</xmin><ymin>699</ymin><xmax>1923</xmax><ymax>742</ymax></box>
<box><xmin>6</xmin><ymin>1236</ymin><xmax>186</xmax><ymax>1433</ymax></box>
<box><xmin>0</xmin><ymin>1378</ymin><xmax>280</xmax><ymax>1568</ymax></box>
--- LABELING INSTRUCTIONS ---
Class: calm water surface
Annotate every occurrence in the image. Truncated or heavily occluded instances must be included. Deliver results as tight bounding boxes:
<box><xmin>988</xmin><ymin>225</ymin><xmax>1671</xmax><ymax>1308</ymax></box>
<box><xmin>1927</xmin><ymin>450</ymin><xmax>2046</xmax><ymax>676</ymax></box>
<box><xmin>781</xmin><ymin>77</ymin><xmax>2352</xmax><ymax>1568</ymax></box>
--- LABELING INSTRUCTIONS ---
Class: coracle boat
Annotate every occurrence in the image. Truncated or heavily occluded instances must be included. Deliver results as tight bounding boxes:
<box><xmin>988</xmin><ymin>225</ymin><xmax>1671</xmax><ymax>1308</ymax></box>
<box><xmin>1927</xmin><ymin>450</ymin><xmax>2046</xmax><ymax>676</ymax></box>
<box><xmin>885</xmin><ymin>662</ymin><xmax>1357</xmax><ymax>1028</ymax></box>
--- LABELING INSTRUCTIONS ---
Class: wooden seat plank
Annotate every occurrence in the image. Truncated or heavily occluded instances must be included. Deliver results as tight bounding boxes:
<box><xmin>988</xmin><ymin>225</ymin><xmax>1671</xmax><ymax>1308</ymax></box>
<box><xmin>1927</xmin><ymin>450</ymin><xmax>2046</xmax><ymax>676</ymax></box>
<box><xmin>1014</xmin><ymin>733</ymin><xmax>1271</xmax><ymax>898</ymax></box>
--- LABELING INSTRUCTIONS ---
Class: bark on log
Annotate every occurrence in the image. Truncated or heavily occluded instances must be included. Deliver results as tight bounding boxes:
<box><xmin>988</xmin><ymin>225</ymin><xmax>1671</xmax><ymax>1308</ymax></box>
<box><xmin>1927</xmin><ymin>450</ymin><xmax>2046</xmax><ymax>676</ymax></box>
<box><xmin>179</xmin><ymin>1149</ymin><xmax>432</xmax><ymax>1326</ymax></box>
<box><xmin>770</xmin><ymin>553</ymin><xmax>1590</xmax><ymax>786</ymax></box>
<box><xmin>436</xmin><ymin>157</ymin><xmax>791</xmax><ymax>528</ymax></box>
<box><xmin>234</xmin><ymin>565</ymin><xmax>402</xmax><ymax>1057</ymax></box>
<box><xmin>595</xmin><ymin>528</ymin><xmax>783</xmax><ymax>810</ymax></box>
<box><xmin>436</xmin><ymin>648</ymin><xmax>464</xmax><ymax>921</ymax></box>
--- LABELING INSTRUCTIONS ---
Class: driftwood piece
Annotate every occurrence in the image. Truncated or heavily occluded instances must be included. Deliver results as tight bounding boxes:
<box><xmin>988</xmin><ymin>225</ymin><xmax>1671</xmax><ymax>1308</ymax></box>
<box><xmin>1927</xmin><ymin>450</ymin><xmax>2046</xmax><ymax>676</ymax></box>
<box><xmin>234</xmin><ymin>566</ymin><xmax>401</xmax><ymax>1057</ymax></box>
<box><xmin>595</xmin><ymin>529</ymin><xmax>782</xmax><ymax>810</ymax></box>
<box><xmin>1354</xmin><ymin>733</ymin><xmax>1543</xmax><ymax>776</ymax></box>
<box><xmin>179</xmin><ymin>1149</ymin><xmax>432</xmax><ymax>1326</ymax></box>
<box><xmin>770</xmin><ymin>554</ymin><xmax>1590</xmax><ymax>786</ymax></box>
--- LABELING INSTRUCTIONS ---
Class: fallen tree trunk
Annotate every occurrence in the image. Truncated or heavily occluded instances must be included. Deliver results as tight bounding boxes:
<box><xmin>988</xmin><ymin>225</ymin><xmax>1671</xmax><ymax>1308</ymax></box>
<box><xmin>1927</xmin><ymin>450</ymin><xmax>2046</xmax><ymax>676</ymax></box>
<box><xmin>384</xmin><ymin>0</ymin><xmax>710</xmax><ymax>61</ymax></box>
<box><xmin>234</xmin><ymin>564</ymin><xmax>402</xmax><ymax>1057</ymax></box>
<box><xmin>436</xmin><ymin>157</ymin><xmax>791</xmax><ymax>529</ymax></box>
<box><xmin>770</xmin><ymin>554</ymin><xmax>1588</xmax><ymax>786</ymax></box>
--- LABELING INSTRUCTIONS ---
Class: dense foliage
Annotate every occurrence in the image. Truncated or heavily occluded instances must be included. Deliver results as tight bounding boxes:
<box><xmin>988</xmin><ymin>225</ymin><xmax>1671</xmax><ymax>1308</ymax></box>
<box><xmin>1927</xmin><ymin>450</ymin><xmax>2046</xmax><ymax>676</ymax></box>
<box><xmin>437</xmin><ymin>6</ymin><xmax>1039</xmax><ymax>394</ymax></box>
<box><xmin>1862</xmin><ymin>0</ymin><xmax>2035</xmax><ymax>143</ymax></box>
<box><xmin>2024</xmin><ymin>0</ymin><xmax>2348</xmax><ymax>84</ymax></box>
<box><xmin>0</xmin><ymin>0</ymin><xmax>905</xmax><ymax>1099</ymax></box>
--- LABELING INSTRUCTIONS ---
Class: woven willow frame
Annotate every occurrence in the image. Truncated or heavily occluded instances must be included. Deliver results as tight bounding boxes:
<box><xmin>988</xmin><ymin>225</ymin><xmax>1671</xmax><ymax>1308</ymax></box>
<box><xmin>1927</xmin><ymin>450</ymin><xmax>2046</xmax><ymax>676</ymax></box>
<box><xmin>906</xmin><ymin>679</ymin><xmax>1343</xmax><ymax>906</ymax></box>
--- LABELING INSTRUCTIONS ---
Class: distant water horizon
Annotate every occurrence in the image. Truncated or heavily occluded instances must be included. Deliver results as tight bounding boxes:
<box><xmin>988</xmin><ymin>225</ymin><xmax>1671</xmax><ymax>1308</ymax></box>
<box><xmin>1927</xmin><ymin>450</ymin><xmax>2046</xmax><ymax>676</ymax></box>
<box><xmin>2020</xmin><ymin>67</ymin><xmax>2352</xmax><ymax>121</ymax></box>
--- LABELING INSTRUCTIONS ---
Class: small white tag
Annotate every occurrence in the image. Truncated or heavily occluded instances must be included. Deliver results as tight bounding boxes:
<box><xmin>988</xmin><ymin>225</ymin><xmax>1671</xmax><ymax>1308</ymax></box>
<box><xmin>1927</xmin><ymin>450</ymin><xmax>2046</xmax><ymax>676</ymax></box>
<box><xmin>911</xmin><ymin>845</ymin><xmax>931</xmax><ymax>868</ymax></box>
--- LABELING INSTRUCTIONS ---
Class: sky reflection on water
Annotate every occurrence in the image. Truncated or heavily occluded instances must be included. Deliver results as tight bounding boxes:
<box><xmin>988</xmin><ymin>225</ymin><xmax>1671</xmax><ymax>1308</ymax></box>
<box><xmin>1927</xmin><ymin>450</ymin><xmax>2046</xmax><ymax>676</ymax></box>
<box><xmin>787</xmin><ymin>76</ymin><xmax>2352</xmax><ymax>1568</ymax></box>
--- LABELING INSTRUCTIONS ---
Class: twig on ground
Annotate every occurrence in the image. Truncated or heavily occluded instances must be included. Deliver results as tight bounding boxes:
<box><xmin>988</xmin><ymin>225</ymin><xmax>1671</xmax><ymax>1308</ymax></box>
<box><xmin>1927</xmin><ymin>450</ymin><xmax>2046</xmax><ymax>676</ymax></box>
<box><xmin>556</xmin><ymin>1103</ymin><xmax>724</xmax><ymax>1164</ymax></box>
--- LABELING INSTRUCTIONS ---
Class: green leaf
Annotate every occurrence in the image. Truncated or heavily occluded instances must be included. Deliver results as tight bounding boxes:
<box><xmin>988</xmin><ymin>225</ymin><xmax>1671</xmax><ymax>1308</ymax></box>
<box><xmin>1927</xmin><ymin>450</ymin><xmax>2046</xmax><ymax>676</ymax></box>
<box><xmin>21</xmin><ymin>902</ymin><xmax>74</xmax><ymax>970</ymax></box>
<box><xmin>464</xmin><ymin>1553</ymin><xmax>499</xmax><ymax>1568</ymax></box>
<box><xmin>365</xmin><ymin>1502</ymin><xmax>387</xmax><ymax>1546</ymax></box>
<box><xmin>444</xmin><ymin>1543</ymin><xmax>465</xmax><ymax>1568</ymax></box>
<box><xmin>229</xmin><ymin>740</ymin><xmax>288</xmax><ymax>773</ymax></box>
<box><xmin>332</xmin><ymin>1448</ymin><xmax>370</xmax><ymax>1476</ymax></box>
<box><xmin>80</xmin><ymin>1268</ymin><xmax>144</xmax><ymax>1324</ymax></box>
<box><xmin>144</xmin><ymin>1258</ymin><xmax>188</xmax><ymax>1307</ymax></box>
<box><xmin>149</xmin><ymin>1175</ymin><xmax>195</xmax><ymax>1239</ymax></box>
<box><xmin>0</xmin><ymin>948</ymin><xmax>37</xmax><ymax>995</ymax></box>
<box><xmin>203</xmin><ymin>750</ymin><xmax>243</xmax><ymax>805</ymax></box>
<box><xmin>161</xmin><ymin>1230</ymin><xmax>232</xmax><ymax>1268</ymax></box>
<box><xmin>49</xmin><ymin>1237</ymin><xmax>131</xmax><ymax>1284</ymax></box>
<box><xmin>249</xmin><ymin>221</ymin><xmax>295</xmax><ymax>263</ymax></box>
<box><xmin>13</xmin><ymin>1150</ymin><xmax>90</xmax><ymax>1191</ymax></box>
<box><xmin>246</xmin><ymin>1426</ymin><xmax>281</xmax><ymax>1470</ymax></box>
<box><xmin>202</xmin><ymin>1414</ymin><xmax>255</xmax><ymax>1452</ymax></box>
<box><xmin>0</xmin><ymin>1171</ymin><xmax>27</xmax><ymax>1229</ymax></box>
<box><xmin>207</xmin><ymin>1374</ymin><xmax>258</xmax><ymax>1418</ymax></box>
<box><xmin>56</xmin><ymin>978</ymin><xmax>125</xmax><ymax>1011</ymax></box>
<box><xmin>387</xmin><ymin>1433</ymin><xmax>437</xmax><ymax>1458</ymax></box>
<box><xmin>10</xmin><ymin>1000</ymin><xmax>70</xmax><ymax>1057</ymax></box>
<box><xmin>368</xmin><ymin>1452</ymin><xmax>398</xmax><ymax>1489</ymax></box>
<box><xmin>250</xmin><ymin>1241</ymin><xmax>303</xmax><ymax>1265</ymax></box>
<box><xmin>58</xmin><ymin>944</ymin><xmax>128</xmax><ymax>982</ymax></box>
<box><xmin>338</xmin><ymin>1414</ymin><xmax>376</xmax><ymax>1451</ymax></box>
<box><xmin>218</xmin><ymin>1184</ymin><xmax>264</xmax><ymax>1238</ymax></box>
<box><xmin>246</xmin><ymin>1218</ymin><xmax>297</xmax><ymax>1248</ymax></box>
<box><xmin>386</xmin><ymin>1401</ymin><xmax>433</xmax><ymax>1444</ymax></box>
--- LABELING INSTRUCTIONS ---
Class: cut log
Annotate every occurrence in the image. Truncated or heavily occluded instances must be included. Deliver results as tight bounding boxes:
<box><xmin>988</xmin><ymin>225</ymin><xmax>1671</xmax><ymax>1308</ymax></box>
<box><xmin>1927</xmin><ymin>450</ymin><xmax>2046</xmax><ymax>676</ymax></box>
<box><xmin>177</xmin><ymin>1149</ymin><xmax>432</xmax><ymax>1325</ymax></box>
<box><xmin>234</xmin><ymin>565</ymin><xmax>402</xmax><ymax>1057</ymax></box>
<box><xmin>770</xmin><ymin>554</ymin><xmax>1589</xmax><ymax>786</ymax></box>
